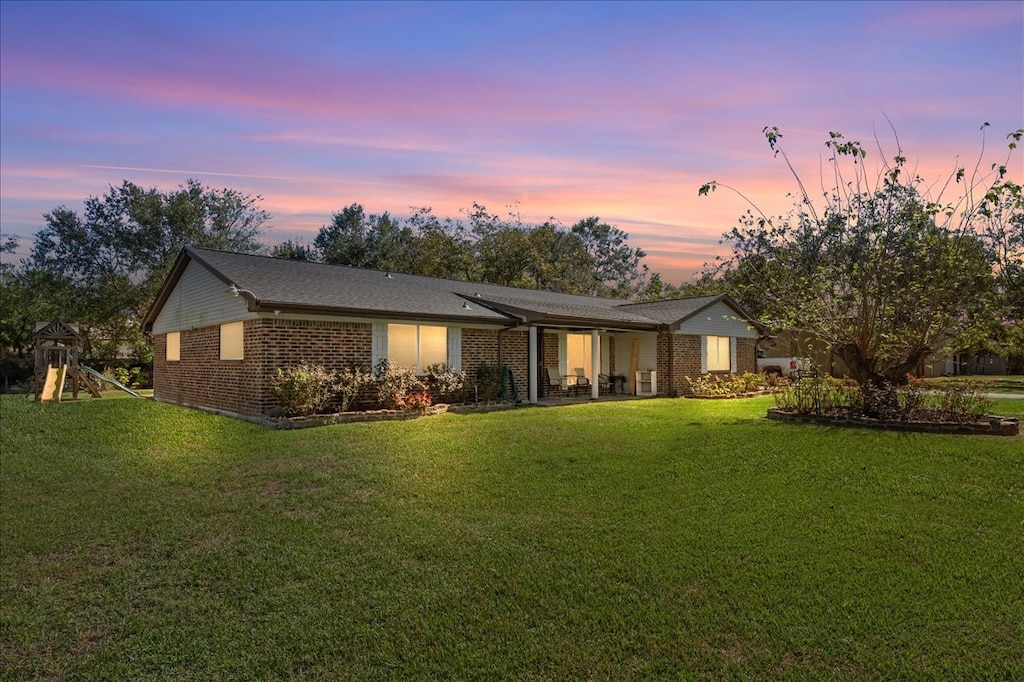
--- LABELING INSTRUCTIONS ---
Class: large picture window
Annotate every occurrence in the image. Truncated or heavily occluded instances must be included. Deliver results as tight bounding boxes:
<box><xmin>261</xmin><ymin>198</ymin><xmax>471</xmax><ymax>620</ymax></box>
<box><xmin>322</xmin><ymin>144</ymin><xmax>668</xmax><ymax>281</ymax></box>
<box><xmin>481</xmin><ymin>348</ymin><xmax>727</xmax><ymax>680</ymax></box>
<box><xmin>166</xmin><ymin>331</ymin><xmax>180</xmax><ymax>361</ymax></box>
<box><xmin>706</xmin><ymin>335</ymin><xmax>731</xmax><ymax>371</ymax></box>
<box><xmin>220</xmin><ymin>322</ymin><xmax>244</xmax><ymax>360</ymax></box>
<box><xmin>388</xmin><ymin>324</ymin><xmax>447</xmax><ymax>373</ymax></box>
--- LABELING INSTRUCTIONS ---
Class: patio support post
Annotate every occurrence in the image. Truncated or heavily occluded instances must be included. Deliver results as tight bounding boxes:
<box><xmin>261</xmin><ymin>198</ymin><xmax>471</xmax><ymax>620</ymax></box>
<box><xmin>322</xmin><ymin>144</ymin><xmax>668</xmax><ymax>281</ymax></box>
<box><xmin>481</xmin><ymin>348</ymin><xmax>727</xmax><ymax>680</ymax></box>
<box><xmin>528</xmin><ymin>326</ymin><xmax>538</xmax><ymax>404</ymax></box>
<box><xmin>591</xmin><ymin>329</ymin><xmax>600</xmax><ymax>400</ymax></box>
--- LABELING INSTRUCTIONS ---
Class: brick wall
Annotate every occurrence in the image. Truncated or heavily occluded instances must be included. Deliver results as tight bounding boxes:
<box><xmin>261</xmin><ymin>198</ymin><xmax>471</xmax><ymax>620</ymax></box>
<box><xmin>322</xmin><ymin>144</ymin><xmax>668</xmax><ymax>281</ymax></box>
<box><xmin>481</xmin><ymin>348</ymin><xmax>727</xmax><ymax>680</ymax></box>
<box><xmin>653</xmin><ymin>334</ymin><xmax>757</xmax><ymax>397</ymax></box>
<box><xmin>540</xmin><ymin>331</ymin><xmax>561</xmax><ymax>397</ymax></box>
<box><xmin>735</xmin><ymin>337</ymin><xmax>757</xmax><ymax>374</ymax></box>
<box><xmin>153</xmin><ymin>320</ymin><xmax>267</xmax><ymax>417</ymax></box>
<box><xmin>499</xmin><ymin>330</ymin><xmax>529</xmax><ymax>398</ymax></box>
<box><xmin>153</xmin><ymin>321</ymin><xmax>759</xmax><ymax>417</ymax></box>
<box><xmin>154</xmin><ymin>320</ymin><xmax>529</xmax><ymax>418</ymax></box>
<box><xmin>154</xmin><ymin>319</ymin><xmax>375</xmax><ymax>418</ymax></box>
<box><xmin>657</xmin><ymin>333</ymin><xmax>671</xmax><ymax>396</ymax></box>
<box><xmin>657</xmin><ymin>334</ymin><xmax>702</xmax><ymax>397</ymax></box>
<box><xmin>461</xmin><ymin>327</ymin><xmax>528</xmax><ymax>398</ymax></box>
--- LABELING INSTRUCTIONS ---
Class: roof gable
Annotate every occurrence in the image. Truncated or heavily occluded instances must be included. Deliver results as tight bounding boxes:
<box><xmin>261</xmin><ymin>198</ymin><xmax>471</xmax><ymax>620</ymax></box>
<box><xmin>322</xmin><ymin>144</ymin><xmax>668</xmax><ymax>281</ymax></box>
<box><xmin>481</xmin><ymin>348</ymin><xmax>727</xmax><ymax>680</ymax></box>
<box><xmin>34</xmin><ymin>319</ymin><xmax>82</xmax><ymax>340</ymax></box>
<box><xmin>619</xmin><ymin>294</ymin><xmax>763</xmax><ymax>331</ymax></box>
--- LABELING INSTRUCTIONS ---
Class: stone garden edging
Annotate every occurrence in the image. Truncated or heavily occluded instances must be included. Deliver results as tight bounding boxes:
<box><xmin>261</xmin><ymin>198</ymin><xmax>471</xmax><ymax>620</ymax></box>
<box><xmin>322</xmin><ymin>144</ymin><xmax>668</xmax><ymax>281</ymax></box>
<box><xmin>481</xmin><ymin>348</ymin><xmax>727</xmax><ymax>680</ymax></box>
<box><xmin>766</xmin><ymin>407</ymin><xmax>1020</xmax><ymax>436</ymax></box>
<box><xmin>260</xmin><ymin>400</ymin><xmax>520</xmax><ymax>430</ymax></box>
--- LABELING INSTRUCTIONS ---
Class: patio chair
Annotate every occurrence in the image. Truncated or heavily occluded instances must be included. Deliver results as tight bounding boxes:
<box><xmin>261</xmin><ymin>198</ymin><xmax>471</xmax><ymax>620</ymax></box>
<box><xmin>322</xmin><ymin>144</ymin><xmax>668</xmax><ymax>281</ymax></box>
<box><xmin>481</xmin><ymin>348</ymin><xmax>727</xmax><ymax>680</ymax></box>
<box><xmin>546</xmin><ymin>366</ymin><xmax>567</xmax><ymax>397</ymax></box>
<box><xmin>572</xmin><ymin>368</ymin><xmax>591</xmax><ymax>396</ymax></box>
<box><xmin>598</xmin><ymin>373</ymin><xmax>613</xmax><ymax>395</ymax></box>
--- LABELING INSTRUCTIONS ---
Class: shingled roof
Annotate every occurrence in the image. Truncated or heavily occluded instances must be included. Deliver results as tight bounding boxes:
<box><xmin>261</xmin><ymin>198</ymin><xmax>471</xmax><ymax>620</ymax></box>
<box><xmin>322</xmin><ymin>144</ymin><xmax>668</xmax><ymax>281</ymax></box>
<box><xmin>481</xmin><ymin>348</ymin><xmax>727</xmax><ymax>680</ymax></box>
<box><xmin>144</xmin><ymin>247</ymin><xmax>760</xmax><ymax>332</ymax></box>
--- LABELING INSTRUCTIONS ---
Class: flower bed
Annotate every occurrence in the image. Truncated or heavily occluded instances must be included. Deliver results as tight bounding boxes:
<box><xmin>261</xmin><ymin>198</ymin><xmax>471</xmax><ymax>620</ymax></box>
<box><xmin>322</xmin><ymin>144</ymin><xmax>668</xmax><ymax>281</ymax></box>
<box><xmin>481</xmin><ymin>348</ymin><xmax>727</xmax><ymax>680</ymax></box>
<box><xmin>766</xmin><ymin>407</ymin><xmax>1019</xmax><ymax>436</ymax></box>
<box><xmin>768</xmin><ymin>375</ymin><xmax>1019</xmax><ymax>436</ymax></box>
<box><xmin>689</xmin><ymin>390</ymin><xmax>770</xmax><ymax>400</ymax></box>
<box><xmin>685</xmin><ymin>372</ymin><xmax>776</xmax><ymax>398</ymax></box>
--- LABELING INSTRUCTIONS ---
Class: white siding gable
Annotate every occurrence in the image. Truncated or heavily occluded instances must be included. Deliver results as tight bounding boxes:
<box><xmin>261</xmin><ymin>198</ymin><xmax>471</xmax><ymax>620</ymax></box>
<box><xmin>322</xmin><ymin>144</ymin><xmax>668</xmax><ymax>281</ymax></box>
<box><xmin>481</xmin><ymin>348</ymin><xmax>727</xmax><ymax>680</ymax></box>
<box><xmin>152</xmin><ymin>260</ymin><xmax>253</xmax><ymax>334</ymax></box>
<box><xmin>676</xmin><ymin>301</ymin><xmax>758</xmax><ymax>338</ymax></box>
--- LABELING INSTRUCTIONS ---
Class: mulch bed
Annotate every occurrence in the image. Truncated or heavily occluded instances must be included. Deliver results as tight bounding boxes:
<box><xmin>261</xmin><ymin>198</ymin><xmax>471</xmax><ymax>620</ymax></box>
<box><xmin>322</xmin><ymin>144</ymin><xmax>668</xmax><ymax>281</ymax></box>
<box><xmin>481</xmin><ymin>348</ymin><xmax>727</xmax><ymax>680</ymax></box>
<box><xmin>766</xmin><ymin>407</ymin><xmax>1019</xmax><ymax>436</ymax></box>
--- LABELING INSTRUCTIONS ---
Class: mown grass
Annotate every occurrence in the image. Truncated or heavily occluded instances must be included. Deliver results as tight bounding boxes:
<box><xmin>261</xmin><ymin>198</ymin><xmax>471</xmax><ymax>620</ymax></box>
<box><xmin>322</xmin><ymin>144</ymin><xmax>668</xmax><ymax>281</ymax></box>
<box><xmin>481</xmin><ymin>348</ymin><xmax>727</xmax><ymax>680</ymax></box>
<box><xmin>1</xmin><ymin>394</ymin><xmax>1021</xmax><ymax>680</ymax></box>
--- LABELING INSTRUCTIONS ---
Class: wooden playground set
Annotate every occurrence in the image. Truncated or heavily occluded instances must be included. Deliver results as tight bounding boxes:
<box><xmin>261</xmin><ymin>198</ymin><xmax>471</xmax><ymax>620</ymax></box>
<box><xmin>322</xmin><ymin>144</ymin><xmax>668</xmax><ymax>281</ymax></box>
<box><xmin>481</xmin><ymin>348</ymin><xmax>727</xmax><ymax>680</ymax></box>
<box><xmin>32</xmin><ymin>319</ymin><xmax>140</xmax><ymax>402</ymax></box>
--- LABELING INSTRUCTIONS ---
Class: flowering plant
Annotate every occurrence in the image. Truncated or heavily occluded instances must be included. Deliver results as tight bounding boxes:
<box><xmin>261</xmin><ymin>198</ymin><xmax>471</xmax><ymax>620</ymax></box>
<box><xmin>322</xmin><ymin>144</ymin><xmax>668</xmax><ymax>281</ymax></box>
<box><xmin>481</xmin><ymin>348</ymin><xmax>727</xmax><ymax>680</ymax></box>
<box><xmin>400</xmin><ymin>391</ymin><xmax>433</xmax><ymax>411</ymax></box>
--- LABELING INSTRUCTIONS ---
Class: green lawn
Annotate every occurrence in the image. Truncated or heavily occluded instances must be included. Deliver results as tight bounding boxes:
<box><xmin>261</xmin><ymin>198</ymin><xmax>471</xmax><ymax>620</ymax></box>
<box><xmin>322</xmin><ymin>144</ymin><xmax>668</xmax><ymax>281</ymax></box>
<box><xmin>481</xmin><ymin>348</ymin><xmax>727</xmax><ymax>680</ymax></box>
<box><xmin>1</xmin><ymin>394</ymin><xmax>1021</xmax><ymax>681</ymax></box>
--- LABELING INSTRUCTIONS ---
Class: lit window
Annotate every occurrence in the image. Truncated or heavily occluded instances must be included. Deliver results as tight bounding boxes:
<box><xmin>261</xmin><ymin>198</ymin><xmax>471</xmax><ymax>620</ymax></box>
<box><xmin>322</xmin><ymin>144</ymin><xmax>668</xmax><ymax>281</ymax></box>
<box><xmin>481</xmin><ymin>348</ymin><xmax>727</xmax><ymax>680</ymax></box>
<box><xmin>706</xmin><ymin>335</ymin><xmax>731</xmax><ymax>371</ymax></box>
<box><xmin>220</xmin><ymin>322</ymin><xmax>244</xmax><ymax>360</ymax></box>
<box><xmin>387</xmin><ymin>324</ymin><xmax>447</xmax><ymax>373</ymax></box>
<box><xmin>166</xmin><ymin>331</ymin><xmax>180</xmax><ymax>361</ymax></box>
<box><xmin>566</xmin><ymin>333</ymin><xmax>592</xmax><ymax>380</ymax></box>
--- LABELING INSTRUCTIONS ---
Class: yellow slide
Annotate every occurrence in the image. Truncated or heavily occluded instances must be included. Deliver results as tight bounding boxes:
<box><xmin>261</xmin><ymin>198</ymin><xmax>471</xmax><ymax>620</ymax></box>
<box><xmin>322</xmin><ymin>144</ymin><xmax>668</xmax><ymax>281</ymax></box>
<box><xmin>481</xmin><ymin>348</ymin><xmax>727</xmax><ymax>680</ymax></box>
<box><xmin>40</xmin><ymin>365</ymin><xmax>67</xmax><ymax>402</ymax></box>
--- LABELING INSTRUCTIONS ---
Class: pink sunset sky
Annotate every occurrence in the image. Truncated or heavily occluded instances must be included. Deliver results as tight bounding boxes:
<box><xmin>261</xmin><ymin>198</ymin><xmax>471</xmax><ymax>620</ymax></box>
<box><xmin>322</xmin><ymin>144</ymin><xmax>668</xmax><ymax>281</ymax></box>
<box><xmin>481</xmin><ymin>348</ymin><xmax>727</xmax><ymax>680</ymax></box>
<box><xmin>1</xmin><ymin>1</ymin><xmax>1021</xmax><ymax>283</ymax></box>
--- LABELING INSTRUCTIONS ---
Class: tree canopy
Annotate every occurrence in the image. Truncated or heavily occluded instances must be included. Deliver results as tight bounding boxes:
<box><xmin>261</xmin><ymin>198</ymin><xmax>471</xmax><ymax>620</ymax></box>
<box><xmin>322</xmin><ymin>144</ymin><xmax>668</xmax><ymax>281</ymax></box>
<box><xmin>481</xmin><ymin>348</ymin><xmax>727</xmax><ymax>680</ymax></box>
<box><xmin>16</xmin><ymin>180</ymin><xmax>269</xmax><ymax>362</ymax></box>
<box><xmin>3</xmin><ymin>186</ymin><xmax>661</xmax><ymax>367</ymax></box>
<box><xmin>311</xmin><ymin>202</ymin><xmax>655</xmax><ymax>297</ymax></box>
<box><xmin>700</xmin><ymin>124</ymin><xmax>1023</xmax><ymax>391</ymax></box>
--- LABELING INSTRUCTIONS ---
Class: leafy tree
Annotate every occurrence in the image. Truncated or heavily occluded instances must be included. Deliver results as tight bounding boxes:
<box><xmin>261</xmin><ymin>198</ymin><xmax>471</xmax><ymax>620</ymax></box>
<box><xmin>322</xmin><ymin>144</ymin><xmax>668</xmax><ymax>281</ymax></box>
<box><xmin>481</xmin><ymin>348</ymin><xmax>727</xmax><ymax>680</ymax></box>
<box><xmin>475</xmin><ymin>224</ymin><xmax>535</xmax><ymax>288</ymax></box>
<box><xmin>314</xmin><ymin>204</ymin><xmax>415</xmax><ymax>272</ymax></box>
<box><xmin>632</xmin><ymin>272</ymin><xmax>680</xmax><ymax>302</ymax></box>
<box><xmin>314</xmin><ymin>203</ymin><xmax>370</xmax><ymax>266</ymax></box>
<box><xmin>363</xmin><ymin>212</ymin><xmax>415</xmax><ymax>273</ymax></box>
<box><xmin>700</xmin><ymin>125</ymin><xmax>1020</xmax><ymax>395</ymax></box>
<box><xmin>404</xmin><ymin>207</ymin><xmax>477</xmax><ymax>280</ymax></box>
<box><xmin>26</xmin><ymin>180</ymin><xmax>268</xmax><ymax>362</ymax></box>
<box><xmin>670</xmin><ymin>273</ymin><xmax>727</xmax><ymax>300</ymax></box>
<box><xmin>472</xmin><ymin>211</ymin><xmax>595</xmax><ymax>293</ymax></box>
<box><xmin>270</xmin><ymin>239</ymin><xmax>316</xmax><ymax>261</ymax></box>
<box><xmin>315</xmin><ymin>201</ymin><xmax>659</xmax><ymax>297</ymax></box>
<box><xmin>570</xmin><ymin>217</ymin><xmax>650</xmax><ymax>297</ymax></box>
<box><xmin>1</xmin><ymin>235</ymin><xmax>54</xmax><ymax>361</ymax></box>
<box><xmin>523</xmin><ymin>221</ymin><xmax>593</xmax><ymax>293</ymax></box>
<box><xmin>975</xmin><ymin>177</ymin><xmax>1024</xmax><ymax>371</ymax></box>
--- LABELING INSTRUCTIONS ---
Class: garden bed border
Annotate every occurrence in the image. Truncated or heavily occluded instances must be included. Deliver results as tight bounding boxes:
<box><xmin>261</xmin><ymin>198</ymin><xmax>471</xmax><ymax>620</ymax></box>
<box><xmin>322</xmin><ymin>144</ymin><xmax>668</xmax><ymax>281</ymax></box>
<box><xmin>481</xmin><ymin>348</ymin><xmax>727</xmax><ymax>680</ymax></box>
<box><xmin>261</xmin><ymin>400</ymin><xmax>519</xmax><ymax>429</ymax></box>
<box><xmin>766</xmin><ymin>407</ymin><xmax>1019</xmax><ymax>436</ymax></box>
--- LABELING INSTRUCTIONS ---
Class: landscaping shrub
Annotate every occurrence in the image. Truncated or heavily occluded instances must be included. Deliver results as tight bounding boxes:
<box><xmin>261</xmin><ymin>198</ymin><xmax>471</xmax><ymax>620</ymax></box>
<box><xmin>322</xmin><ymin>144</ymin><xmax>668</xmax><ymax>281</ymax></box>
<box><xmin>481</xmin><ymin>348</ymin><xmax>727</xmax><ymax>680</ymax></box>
<box><xmin>111</xmin><ymin>366</ymin><xmax>147</xmax><ymax>390</ymax></box>
<box><xmin>773</xmin><ymin>374</ymin><xmax>856</xmax><ymax>414</ymax></box>
<box><xmin>774</xmin><ymin>374</ymin><xmax>994</xmax><ymax>423</ymax></box>
<box><xmin>918</xmin><ymin>378</ymin><xmax>994</xmax><ymax>422</ymax></box>
<box><xmin>270</xmin><ymin>364</ymin><xmax>340</xmax><ymax>417</ymax></box>
<box><xmin>373</xmin><ymin>359</ymin><xmax>425</xmax><ymax>410</ymax></box>
<box><xmin>686</xmin><ymin>372</ymin><xmax>772</xmax><ymax>397</ymax></box>
<box><xmin>425</xmin><ymin>363</ymin><xmax>467</xmax><ymax>401</ymax></box>
<box><xmin>336</xmin><ymin>366</ymin><xmax>373</xmax><ymax>412</ymax></box>
<box><xmin>472</xmin><ymin>363</ymin><xmax>503</xmax><ymax>402</ymax></box>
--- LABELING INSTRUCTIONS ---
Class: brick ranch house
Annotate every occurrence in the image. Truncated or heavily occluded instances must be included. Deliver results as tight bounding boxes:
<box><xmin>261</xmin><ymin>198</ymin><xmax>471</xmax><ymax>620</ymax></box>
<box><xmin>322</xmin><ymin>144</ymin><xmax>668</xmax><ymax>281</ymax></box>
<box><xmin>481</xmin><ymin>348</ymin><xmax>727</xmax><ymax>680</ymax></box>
<box><xmin>143</xmin><ymin>247</ymin><xmax>764</xmax><ymax>420</ymax></box>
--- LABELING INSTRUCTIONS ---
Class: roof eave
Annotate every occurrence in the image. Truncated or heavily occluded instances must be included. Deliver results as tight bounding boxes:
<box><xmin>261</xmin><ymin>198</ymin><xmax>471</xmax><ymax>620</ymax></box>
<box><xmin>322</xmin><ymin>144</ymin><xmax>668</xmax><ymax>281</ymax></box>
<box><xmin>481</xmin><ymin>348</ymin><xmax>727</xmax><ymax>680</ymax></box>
<box><xmin>254</xmin><ymin>302</ymin><xmax>516</xmax><ymax>327</ymax></box>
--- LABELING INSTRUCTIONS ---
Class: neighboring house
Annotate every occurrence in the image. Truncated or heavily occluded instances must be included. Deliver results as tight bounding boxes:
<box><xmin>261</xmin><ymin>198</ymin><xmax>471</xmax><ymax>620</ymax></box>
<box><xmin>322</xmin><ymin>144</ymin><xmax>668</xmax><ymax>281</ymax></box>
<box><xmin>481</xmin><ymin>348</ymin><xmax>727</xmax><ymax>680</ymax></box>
<box><xmin>143</xmin><ymin>247</ymin><xmax>764</xmax><ymax>420</ymax></box>
<box><xmin>921</xmin><ymin>350</ymin><xmax>1010</xmax><ymax>377</ymax></box>
<box><xmin>761</xmin><ymin>330</ymin><xmax>1017</xmax><ymax>379</ymax></box>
